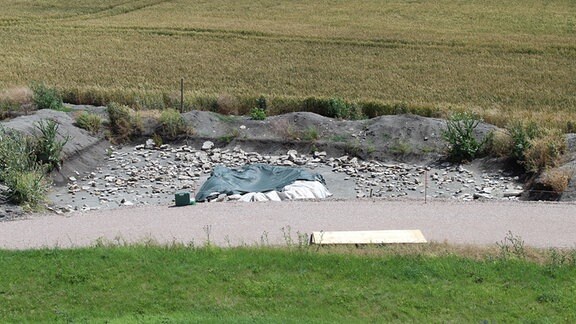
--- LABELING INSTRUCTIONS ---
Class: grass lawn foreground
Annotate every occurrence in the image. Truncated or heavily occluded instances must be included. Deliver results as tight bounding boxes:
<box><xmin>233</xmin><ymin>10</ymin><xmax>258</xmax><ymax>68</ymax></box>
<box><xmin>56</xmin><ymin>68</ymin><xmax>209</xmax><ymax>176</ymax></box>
<box><xmin>0</xmin><ymin>245</ymin><xmax>575</xmax><ymax>322</ymax></box>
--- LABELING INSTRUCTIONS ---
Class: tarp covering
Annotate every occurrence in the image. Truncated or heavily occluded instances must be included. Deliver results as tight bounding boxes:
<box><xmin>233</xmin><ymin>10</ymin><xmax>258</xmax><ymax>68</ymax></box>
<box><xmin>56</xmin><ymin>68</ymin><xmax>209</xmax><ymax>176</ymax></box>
<box><xmin>195</xmin><ymin>164</ymin><xmax>328</xmax><ymax>202</ymax></box>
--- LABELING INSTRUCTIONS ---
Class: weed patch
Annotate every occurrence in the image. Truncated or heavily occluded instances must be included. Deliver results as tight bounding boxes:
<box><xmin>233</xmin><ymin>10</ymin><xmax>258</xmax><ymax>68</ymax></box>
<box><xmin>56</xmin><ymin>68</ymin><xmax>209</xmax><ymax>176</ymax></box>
<box><xmin>442</xmin><ymin>112</ymin><xmax>491</xmax><ymax>163</ymax></box>
<box><xmin>32</xmin><ymin>119</ymin><xmax>69</xmax><ymax>172</ymax></box>
<box><xmin>74</xmin><ymin>111</ymin><xmax>102</xmax><ymax>135</ymax></box>
<box><xmin>249</xmin><ymin>107</ymin><xmax>266</xmax><ymax>120</ymax></box>
<box><xmin>158</xmin><ymin>108</ymin><xmax>187</xmax><ymax>140</ymax></box>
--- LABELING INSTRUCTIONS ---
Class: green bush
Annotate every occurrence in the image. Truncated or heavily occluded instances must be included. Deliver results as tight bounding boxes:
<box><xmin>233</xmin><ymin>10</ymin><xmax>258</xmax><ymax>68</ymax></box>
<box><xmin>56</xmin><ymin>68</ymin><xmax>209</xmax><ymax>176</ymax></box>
<box><xmin>442</xmin><ymin>112</ymin><xmax>490</xmax><ymax>162</ymax></box>
<box><xmin>158</xmin><ymin>108</ymin><xmax>187</xmax><ymax>140</ymax></box>
<box><xmin>507</xmin><ymin>121</ymin><xmax>540</xmax><ymax>164</ymax></box>
<box><xmin>0</xmin><ymin>126</ymin><xmax>35</xmax><ymax>174</ymax></box>
<box><xmin>32</xmin><ymin>119</ymin><xmax>69</xmax><ymax>172</ymax></box>
<box><xmin>250</xmin><ymin>107</ymin><xmax>267</xmax><ymax>120</ymax></box>
<box><xmin>75</xmin><ymin>111</ymin><xmax>102</xmax><ymax>134</ymax></box>
<box><xmin>3</xmin><ymin>168</ymin><xmax>48</xmax><ymax>206</ymax></box>
<box><xmin>0</xmin><ymin>126</ymin><xmax>49</xmax><ymax>207</ymax></box>
<box><xmin>327</xmin><ymin>98</ymin><xmax>349</xmax><ymax>119</ymax></box>
<box><xmin>31</xmin><ymin>82</ymin><xmax>64</xmax><ymax>111</ymax></box>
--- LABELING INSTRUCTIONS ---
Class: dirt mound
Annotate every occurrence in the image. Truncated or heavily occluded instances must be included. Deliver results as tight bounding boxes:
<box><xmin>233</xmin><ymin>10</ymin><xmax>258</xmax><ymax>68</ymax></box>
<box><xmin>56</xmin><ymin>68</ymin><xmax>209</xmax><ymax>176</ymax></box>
<box><xmin>182</xmin><ymin>110</ymin><xmax>498</xmax><ymax>164</ymax></box>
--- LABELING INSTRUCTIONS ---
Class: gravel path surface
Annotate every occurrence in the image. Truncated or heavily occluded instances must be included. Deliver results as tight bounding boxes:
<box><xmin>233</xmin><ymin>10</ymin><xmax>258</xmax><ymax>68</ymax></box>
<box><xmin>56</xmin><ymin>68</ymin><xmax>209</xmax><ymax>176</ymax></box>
<box><xmin>1</xmin><ymin>200</ymin><xmax>575</xmax><ymax>250</ymax></box>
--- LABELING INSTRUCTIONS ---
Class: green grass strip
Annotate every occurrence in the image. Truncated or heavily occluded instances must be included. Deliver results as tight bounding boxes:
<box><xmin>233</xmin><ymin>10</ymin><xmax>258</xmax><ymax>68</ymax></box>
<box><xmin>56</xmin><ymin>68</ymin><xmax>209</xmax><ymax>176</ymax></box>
<box><xmin>0</xmin><ymin>246</ymin><xmax>575</xmax><ymax>322</ymax></box>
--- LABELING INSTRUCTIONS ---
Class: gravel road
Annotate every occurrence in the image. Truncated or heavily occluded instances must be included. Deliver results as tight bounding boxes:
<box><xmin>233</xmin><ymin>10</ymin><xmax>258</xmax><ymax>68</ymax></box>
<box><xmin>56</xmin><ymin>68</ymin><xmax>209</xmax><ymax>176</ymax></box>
<box><xmin>1</xmin><ymin>199</ymin><xmax>575</xmax><ymax>250</ymax></box>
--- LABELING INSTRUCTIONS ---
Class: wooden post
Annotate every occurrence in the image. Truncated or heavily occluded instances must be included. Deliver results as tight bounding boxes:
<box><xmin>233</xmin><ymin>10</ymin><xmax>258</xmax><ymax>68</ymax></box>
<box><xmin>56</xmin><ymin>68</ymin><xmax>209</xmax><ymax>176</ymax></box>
<box><xmin>180</xmin><ymin>78</ymin><xmax>184</xmax><ymax>113</ymax></box>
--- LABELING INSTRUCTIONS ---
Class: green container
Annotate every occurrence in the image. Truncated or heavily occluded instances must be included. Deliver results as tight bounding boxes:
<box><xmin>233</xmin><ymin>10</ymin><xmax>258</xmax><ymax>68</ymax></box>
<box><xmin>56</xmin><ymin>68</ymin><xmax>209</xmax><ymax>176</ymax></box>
<box><xmin>175</xmin><ymin>191</ymin><xmax>194</xmax><ymax>206</ymax></box>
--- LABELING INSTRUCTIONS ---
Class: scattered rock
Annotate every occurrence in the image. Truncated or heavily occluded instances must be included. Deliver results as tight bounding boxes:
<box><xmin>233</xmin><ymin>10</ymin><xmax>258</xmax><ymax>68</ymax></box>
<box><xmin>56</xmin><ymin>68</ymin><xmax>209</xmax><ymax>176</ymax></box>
<box><xmin>44</xmin><ymin>143</ymin><xmax>523</xmax><ymax>213</ymax></box>
<box><xmin>202</xmin><ymin>141</ymin><xmax>214</xmax><ymax>150</ymax></box>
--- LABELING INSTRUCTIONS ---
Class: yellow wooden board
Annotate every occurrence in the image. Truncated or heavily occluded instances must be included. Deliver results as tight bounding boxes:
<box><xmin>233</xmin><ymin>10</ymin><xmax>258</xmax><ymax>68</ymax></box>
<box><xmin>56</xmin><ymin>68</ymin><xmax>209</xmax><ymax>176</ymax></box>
<box><xmin>309</xmin><ymin>230</ymin><xmax>427</xmax><ymax>245</ymax></box>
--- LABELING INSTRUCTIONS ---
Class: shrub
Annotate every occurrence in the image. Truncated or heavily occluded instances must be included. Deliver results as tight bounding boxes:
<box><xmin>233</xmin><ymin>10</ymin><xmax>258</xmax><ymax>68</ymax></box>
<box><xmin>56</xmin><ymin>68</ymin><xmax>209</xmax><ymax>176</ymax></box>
<box><xmin>32</xmin><ymin>119</ymin><xmax>69</xmax><ymax>172</ymax></box>
<box><xmin>361</xmin><ymin>101</ymin><xmax>387</xmax><ymax>118</ymax></box>
<box><xmin>442</xmin><ymin>112</ymin><xmax>490</xmax><ymax>163</ymax></box>
<box><xmin>3</xmin><ymin>168</ymin><xmax>48</xmax><ymax>207</ymax></box>
<box><xmin>508</xmin><ymin>121</ymin><xmax>540</xmax><ymax>164</ymax></box>
<box><xmin>158</xmin><ymin>108</ymin><xmax>187</xmax><ymax>140</ymax></box>
<box><xmin>0</xmin><ymin>126</ymin><xmax>49</xmax><ymax>207</ymax></box>
<box><xmin>152</xmin><ymin>133</ymin><xmax>163</xmax><ymax>147</ymax></box>
<box><xmin>300</xmin><ymin>97</ymin><xmax>328</xmax><ymax>116</ymax></box>
<box><xmin>0</xmin><ymin>126</ymin><xmax>35</xmax><ymax>174</ymax></box>
<box><xmin>361</xmin><ymin>102</ymin><xmax>410</xmax><ymax>118</ymax></box>
<box><xmin>390</xmin><ymin>140</ymin><xmax>413</xmax><ymax>155</ymax></box>
<box><xmin>270</xmin><ymin>118</ymin><xmax>298</xmax><ymax>140</ymax></box>
<box><xmin>328</xmin><ymin>98</ymin><xmax>349</xmax><ymax>119</ymax></box>
<box><xmin>250</xmin><ymin>107</ymin><xmax>267</xmax><ymax>120</ymax></box>
<box><xmin>31</xmin><ymin>82</ymin><xmax>64</xmax><ymax>111</ymax></box>
<box><xmin>505</xmin><ymin>122</ymin><xmax>565</xmax><ymax>172</ymax></box>
<box><xmin>75</xmin><ymin>111</ymin><xmax>102</xmax><ymax>134</ymax></box>
<box><xmin>348</xmin><ymin>103</ymin><xmax>366</xmax><ymax>120</ymax></box>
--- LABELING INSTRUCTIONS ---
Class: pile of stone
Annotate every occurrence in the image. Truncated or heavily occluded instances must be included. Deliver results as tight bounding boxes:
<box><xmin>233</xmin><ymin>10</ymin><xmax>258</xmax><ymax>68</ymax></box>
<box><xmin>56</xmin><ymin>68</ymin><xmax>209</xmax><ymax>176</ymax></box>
<box><xmin>47</xmin><ymin>141</ymin><xmax>524</xmax><ymax>212</ymax></box>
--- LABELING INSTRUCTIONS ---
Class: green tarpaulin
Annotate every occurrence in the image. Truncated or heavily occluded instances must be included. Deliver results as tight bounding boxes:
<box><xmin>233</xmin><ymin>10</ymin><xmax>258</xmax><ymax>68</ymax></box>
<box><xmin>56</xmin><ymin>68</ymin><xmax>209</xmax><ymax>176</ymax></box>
<box><xmin>195</xmin><ymin>164</ymin><xmax>325</xmax><ymax>202</ymax></box>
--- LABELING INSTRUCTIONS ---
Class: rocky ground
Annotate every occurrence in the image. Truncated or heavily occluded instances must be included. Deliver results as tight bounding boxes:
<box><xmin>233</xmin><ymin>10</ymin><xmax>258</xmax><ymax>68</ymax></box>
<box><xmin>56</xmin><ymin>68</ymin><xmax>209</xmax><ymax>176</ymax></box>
<box><xmin>46</xmin><ymin>140</ymin><xmax>523</xmax><ymax>214</ymax></box>
<box><xmin>1</xmin><ymin>106</ymin><xmax>574</xmax><ymax>220</ymax></box>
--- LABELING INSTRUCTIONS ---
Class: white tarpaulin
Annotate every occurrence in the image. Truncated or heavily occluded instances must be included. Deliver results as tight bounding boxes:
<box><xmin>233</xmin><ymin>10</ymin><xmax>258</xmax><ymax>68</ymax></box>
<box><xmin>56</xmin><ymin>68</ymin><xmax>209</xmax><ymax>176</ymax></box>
<box><xmin>239</xmin><ymin>180</ymin><xmax>332</xmax><ymax>202</ymax></box>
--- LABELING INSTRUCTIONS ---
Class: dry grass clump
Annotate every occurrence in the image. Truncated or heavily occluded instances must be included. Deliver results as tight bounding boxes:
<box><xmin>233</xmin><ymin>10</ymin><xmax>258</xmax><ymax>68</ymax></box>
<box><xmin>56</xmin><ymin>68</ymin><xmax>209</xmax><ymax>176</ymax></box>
<box><xmin>216</xmin><ymin>94</ymin><xmax>239</xmax><ymax>116</ymax></box>
<box><xmin>269</xmin><ymin>118</ymin><xmax>298</xmax><ymax>140</ymax></box>
<box><xmin>106</xmin><ymin>102</ymin><xmax>143</xmax><ymax>143</ymax></box>
<box><xmin>0</xmin><ymin>86</ymin><xmax>34</xmax><ymax>115</ymax></box>
<box><xmin>538</xmin><ymin>168</ymin><xmax>573</xmax><ymax>194</ymax></box>
<box><xmin>0</xmin><ymin>86</ymin><xmax>33</xmax><ymax>106</ymax></box>
<box><xmin>524</xmin><ymin>130</ymin><xmax>566</xmax><ymax>173</ymax></box>
<box><xmin>157</xmin><ymin>108</ymin><xmax>189</xmax><ymax>140</ymax></box>
<box><xmin>487</xmin><ymin>129</ymin><xmax>514</xmax><ymax>158</ymax></box>
<box><xmin>74</xmin><ymin>111</ymin><xmax>102</xmax><ymax>135</ymax></box>
<box><xmin>313</xmin><ymin>240</ymin><xmax>575</xmax><ymax>266</ymax></box>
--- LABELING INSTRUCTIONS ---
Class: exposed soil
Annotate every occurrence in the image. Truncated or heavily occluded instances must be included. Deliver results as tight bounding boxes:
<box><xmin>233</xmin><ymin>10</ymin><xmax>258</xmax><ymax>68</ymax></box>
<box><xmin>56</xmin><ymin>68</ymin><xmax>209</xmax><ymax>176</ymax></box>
<box><xmin>1</xmin><ymin>107</ymin><xmax>575</xmax><ymax>249</ymax></box>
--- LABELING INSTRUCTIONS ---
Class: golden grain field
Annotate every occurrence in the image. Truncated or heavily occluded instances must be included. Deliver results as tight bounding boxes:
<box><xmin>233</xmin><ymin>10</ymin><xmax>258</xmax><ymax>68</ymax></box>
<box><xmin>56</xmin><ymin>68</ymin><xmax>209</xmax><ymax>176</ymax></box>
<box><xmin>1</xmin><ymin>0</ymin><xmax>575</xmax><ymax>128</ymax></box>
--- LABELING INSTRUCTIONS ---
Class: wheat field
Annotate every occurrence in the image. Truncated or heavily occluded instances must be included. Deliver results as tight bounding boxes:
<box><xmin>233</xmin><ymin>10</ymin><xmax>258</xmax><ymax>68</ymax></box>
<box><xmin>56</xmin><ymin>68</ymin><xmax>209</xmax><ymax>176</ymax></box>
<box><xmin>1</xmin><ymin>0</ymin><xmax>575</xmax><ymax>128</ymax></box>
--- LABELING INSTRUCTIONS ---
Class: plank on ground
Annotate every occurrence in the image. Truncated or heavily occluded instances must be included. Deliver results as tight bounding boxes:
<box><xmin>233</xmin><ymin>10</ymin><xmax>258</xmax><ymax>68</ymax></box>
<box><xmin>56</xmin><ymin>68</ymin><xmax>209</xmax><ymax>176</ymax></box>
<box><xmin>309</xmin><ymin>230</ymin><xmax>427</xmax><ymax>245</ymax></box>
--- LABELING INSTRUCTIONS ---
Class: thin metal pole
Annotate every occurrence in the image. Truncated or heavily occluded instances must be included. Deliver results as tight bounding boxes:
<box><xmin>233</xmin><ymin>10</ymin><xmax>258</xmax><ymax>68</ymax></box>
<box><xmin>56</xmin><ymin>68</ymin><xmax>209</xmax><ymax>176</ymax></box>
<box><xmin>180</xmin><ymin>78</ymin><xmax>184</xmax><ymax>113</ymax></box>
<box><xmin>424</xmin><ymin>170</ymin><xmax>428</xmax><ymax>204</ymax></box>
